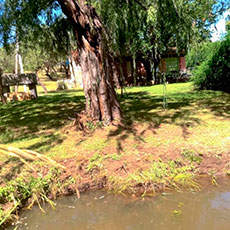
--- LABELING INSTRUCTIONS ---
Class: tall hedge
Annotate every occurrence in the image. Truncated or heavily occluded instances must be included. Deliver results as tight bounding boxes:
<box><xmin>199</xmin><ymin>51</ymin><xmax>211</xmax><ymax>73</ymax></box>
<box><xmin>192</xmin><ymin>34</ymin><xmax>230</xmax><ymax>93</ymax></box>
<box><xmin>186</xmin><ymin>42</ymin><xmax>220</xmax><ymax>69</ymax></box>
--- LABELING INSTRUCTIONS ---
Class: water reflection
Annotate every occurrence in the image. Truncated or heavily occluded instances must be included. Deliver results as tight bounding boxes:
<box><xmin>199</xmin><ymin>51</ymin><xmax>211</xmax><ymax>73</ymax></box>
<box><xmin>212</xmin><ymin>192</ymin><xmax>230</xmax><ymax>210</ymax></box>
<box><xmin>8</xmin><ymin>186</ymin><xmax>230</xmax><ymax>230</ymax></box>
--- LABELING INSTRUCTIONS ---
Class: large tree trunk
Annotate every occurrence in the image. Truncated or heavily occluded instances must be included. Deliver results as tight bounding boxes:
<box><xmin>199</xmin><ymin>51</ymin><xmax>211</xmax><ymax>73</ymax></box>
<box><xmin>58</xmin><ymin>0</ymin><xmax>122</xmax><ymax>124</ymax></box>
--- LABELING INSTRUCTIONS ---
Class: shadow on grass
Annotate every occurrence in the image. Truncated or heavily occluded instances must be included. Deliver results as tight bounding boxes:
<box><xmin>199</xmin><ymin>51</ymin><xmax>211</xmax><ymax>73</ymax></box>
<box><xmin>1</xmin><ymin>84</ymin><xmax>230</xmax><ymax>155</ymax></box>
<box><xmin>108</xmin><ymin>87</ymin><xmax>230</xmax><ymax>154</ymax></box>
<box><xmin>0</xmin><ymin>91</ymin><xmax>85</xmax><ymax>152</ymax></box>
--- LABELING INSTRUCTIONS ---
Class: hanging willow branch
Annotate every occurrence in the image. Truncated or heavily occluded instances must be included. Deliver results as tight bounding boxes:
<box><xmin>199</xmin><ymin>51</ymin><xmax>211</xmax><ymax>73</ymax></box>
<box><xmin>132</xmin><ymin>0</ymin><xmax>148</xmax><ymax>10</ymax></box>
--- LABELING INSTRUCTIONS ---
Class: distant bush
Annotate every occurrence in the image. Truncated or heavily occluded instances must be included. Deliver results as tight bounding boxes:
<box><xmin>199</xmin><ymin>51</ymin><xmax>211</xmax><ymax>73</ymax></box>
<box><xmin>0</xmin><ymin>48</ymin><xmax>14</xmax><ymax>73</ymax></box>
<box><xmin>192</xmin><ymin>33</ymin><xmax>230</xmax><ymax>93</ymax></box>
<box><xmin>186</xmin><ymin>41</ymin><xmax>220</xmax><ymax>69</ymax></box>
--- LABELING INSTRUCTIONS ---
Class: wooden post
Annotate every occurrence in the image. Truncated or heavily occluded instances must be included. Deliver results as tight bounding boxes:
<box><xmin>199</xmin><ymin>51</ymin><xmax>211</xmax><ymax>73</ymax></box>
<box><xmin>18</xmin><ymin>54</ymin><xmax>28</xmax><ymax>92</ymax></box>
<box><xmin>29</xmin><ymin>84</ymin><xmax>38</xmax><ymax>98</ymax></box>
<box><xmin>15</xmin><ymin>41</ymin><xmax>19</xmax><ymax>93</ymax></box>
<box><xmin>3</xmin><ymin>86</ymin><xmax>10</xmax><ymax>94</ymax></box>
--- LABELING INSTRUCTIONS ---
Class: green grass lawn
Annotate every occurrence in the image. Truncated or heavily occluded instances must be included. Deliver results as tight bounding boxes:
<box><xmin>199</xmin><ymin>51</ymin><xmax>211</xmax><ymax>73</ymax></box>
<box><xmin>0</xmin><ymin>82</ymin><xmax>230</xmax><ymax>162</ymax></box>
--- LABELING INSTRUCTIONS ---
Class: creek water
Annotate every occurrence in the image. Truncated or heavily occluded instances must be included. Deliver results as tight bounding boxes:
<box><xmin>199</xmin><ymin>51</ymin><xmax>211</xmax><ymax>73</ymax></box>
<box><xmin>9</xmin><ymin>185</ymin><xmax>230</xmax><ymax>230</ymax></box>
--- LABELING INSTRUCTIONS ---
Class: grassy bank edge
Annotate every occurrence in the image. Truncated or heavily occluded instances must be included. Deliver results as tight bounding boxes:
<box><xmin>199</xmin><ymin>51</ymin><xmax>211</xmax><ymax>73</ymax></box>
<box><xmin>0</xmin><ymin>154</ymin><xmax>225</xmax><ymax>229</ymax></box>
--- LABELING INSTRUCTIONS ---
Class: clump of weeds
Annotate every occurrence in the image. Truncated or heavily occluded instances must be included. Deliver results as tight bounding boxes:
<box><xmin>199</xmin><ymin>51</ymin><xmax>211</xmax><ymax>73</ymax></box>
<box><xmin>87</xmin><ymin>153</ymin><xmax>104</xmax><ymax>172</ymax></box>
<box><xmin>0</xmin><ymin>166</ymin><xmax>76</xmax><ymax>227</ymax></box>
<box><xmin>107</xmin><ymin>160</ymin><xmax>199</xmax><ymax>195</ymax></box>
<box><xmin>181</xmin><ymin>149</ymin><xmax>203</xmax><ymax>164</ymax></box>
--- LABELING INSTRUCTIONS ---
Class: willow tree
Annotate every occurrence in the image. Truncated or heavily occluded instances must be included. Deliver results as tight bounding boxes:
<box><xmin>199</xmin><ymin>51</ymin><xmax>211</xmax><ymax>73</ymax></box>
<box><xmin>56</xmin><ymin>0</ymin><xmax>122</xmax><ymax>123</ymax></box>
<box><xmin>93</xmin><ymin>0</ymin><xmax>229</xmax><ymax>85</ymax></box>
<box><xmin>0</xmin><ymin>0</ymin><xmax>122</xmax><ymax>124</ymax></box>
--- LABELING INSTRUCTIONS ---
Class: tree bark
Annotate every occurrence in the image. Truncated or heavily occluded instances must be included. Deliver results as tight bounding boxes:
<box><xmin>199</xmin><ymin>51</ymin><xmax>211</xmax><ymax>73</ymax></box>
<box><xmin>111</xmin><ymin>58</ymin><xmax>121</xmax><ymax>89</ymax></box>
<box><xmin>143</xmin><ymin>59</ymin><xmax>153</xmax><ymax>84</ymax></box>
<box><xmin>132</xmin><ymin>54</ymin><xmax>137</xmax><ymax>86</ymax></box>
<box><xmin>45</xmin><ymin>66</ymin><xmax>56</xmax><ymax>81</ymax></box>
<box><xmin>0</xmin><ymin>69</ymin><xmax>7</xmax><ymax>104</ymax></box>
<box><xmin>58</xmin><ymin>0</ymin><xmax>122</xmax><ymax>124</ymax></box>
<box><xmin>119</xmin><ymin>57</ymin><xmax>125</xmax><ymax>96</ymax></box>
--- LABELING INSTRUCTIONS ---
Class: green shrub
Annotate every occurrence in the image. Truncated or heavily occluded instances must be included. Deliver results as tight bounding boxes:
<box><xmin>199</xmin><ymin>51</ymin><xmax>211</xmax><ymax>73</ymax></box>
<box><xmin>186</xmin><ymin>42</ymin><xmax>220</xmax><ymax>69</ymax></box>
<box><xmin>192</xmin><ymin>60</ymin><xmax>212</xmax><ymax>89</ymax></box>
<box><xmin>192</xmin><ymin>33</ymin><xmax>230</xmax><ymax>93</ymax></box>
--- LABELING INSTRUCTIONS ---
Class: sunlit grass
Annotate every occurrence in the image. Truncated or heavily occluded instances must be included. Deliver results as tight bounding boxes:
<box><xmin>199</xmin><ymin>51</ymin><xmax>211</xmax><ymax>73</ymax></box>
<box><xmin>1</xmin><ymin>82</ymin><xmax>230</xmax><ymax>162</ymax></box>
<box><xmin>82</xmin><ymin>137</ymin><xmax>108</xmax><ymax>151</ymax></box>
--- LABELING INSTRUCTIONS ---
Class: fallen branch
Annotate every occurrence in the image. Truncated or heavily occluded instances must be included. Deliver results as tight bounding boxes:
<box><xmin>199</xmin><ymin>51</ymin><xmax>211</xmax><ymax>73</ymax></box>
<box><xmin>0</xmin><ymin>144</ymin><xmax>66</xmax><ymax>170</ymax></box>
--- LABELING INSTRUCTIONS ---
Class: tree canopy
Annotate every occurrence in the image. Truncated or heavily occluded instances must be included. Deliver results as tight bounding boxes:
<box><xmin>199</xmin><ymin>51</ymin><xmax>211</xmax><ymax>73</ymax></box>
<box><xmin>92</xmin><ymin>0</ymin><xmax>230</xmax><ymax>72</ymax></box>
<box><xmin>1</xmin><ymin>0</ymin><xmax>229</xmax><ymax>59</ymax></box>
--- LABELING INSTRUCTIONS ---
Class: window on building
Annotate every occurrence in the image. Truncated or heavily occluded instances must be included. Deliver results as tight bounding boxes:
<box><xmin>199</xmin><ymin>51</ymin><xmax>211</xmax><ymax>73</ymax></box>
<box><xmin>166</xmin><ymin>58</ymin><xmax>179</xmax><ymax>72</ymax></box>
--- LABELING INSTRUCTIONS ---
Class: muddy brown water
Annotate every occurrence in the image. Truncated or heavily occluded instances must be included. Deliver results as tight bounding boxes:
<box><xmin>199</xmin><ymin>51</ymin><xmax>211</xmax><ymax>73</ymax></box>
<box><xmin>8</xmin><ymin>185</ymin><xmax>230</xmax><ymax>230</ymax></box>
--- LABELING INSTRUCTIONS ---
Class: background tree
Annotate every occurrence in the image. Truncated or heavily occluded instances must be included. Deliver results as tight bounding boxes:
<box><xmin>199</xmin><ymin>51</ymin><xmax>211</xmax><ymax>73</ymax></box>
<box><xmin>0</xmin><ymin>48</ymin><xmax>14</xmax><ymax>73</ymax></box>
<box><xmin>20</xmin><ymin>20</ymin><xmax>73</xmax><ymax>80</ymax></box>
<box><xmin>192</xmin><ymin>32</ymin><xmax>230</xmax><ymax>93</ymax></box>
<box><xmin>186</xmin><ymin>41</ymin><xmax>221</xmax><ymax>69</ymax></box>
<box><xmin>95</xmin><ymin>0</ymin><xmax>229</xmax><ymax>85</ymax></box>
